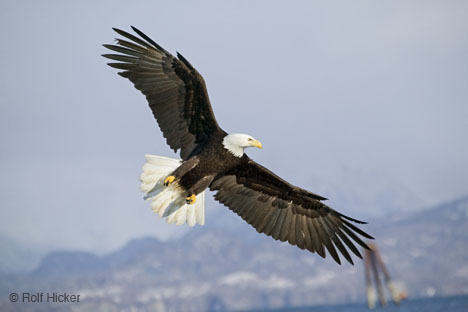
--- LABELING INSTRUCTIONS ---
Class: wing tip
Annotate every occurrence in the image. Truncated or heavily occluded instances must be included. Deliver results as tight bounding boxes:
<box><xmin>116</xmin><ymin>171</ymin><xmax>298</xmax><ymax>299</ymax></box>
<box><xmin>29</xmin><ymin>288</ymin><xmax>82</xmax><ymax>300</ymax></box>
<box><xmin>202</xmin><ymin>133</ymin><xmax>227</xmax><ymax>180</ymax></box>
<box><xmin>130</xmin><ymin>25</ymin><xmax>166</xmax><ymax>52</ymax></box>
<box><xmin>334</xmin><ymin>256</ymin><xmax>342</xmax><ymax>265</ymax></box>
<box><xmin>362</xmin><ymin>241</ymin><xmax>372</xmax><ymax>251</ymax></box>
<box><xmin>112</xmin><ymin>27</ymin><xmax>128</xmax><ymax>37</ymax></box>
<box><xmin>130</xmin><ymin>25</ymin><xmax>140</xmax><ymax>36</ymax></box>
<box><xmin>102</xmin><ymin>44</ymin><xmax>115</xmax><ymax>51</ymax></box>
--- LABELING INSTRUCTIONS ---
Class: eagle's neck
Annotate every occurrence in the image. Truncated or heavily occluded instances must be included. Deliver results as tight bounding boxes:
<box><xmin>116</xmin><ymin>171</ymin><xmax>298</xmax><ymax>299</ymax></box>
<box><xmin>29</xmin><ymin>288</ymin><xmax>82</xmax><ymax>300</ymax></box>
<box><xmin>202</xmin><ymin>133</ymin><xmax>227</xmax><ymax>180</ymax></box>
<box><xmin>222</xmin><ymin>135</ymin><xmax>244</xmax><ymax>158</ymax></box>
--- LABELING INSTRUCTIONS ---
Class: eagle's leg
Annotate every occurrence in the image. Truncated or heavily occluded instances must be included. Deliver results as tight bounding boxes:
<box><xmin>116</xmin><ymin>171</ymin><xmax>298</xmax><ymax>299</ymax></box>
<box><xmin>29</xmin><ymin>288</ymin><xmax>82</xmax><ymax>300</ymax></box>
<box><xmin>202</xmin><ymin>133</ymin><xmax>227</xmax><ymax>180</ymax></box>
<box><xmin>164</xmin><ymin>156</ymin><xmax>200</xmax><ymax>187</ymax></box>
<box><xmin>186</xmin><ymin>194</ymin><xmax>196</xmax><ymax>205</ymax></box>
<box><xmin>186</xmin><ymin>174</ymin><xmax>215</xmax><ymax>205</ymax></box>
<box><xmin>164</xmin><ymin>175</ymin><xmax>175</xmax><ymax>186</ymax></box>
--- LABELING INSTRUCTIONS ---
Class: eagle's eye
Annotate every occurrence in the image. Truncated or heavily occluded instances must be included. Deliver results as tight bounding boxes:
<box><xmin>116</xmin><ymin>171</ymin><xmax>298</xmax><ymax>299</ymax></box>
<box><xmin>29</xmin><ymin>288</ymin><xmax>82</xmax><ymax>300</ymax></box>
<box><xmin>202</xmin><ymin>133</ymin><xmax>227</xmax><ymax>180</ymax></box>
<box><xmin>248</xmin><ymin>138</ymin><xmax>253</xmax><ymax>141</ymax></box>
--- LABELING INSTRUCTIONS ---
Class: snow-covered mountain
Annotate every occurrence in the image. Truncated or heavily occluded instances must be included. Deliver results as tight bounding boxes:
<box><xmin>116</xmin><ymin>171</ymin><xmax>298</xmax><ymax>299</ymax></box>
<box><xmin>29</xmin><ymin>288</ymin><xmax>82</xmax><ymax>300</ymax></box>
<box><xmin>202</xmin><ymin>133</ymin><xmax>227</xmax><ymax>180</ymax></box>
<box><xmin>1</xmin><ymin>196</ymin><xmax>467</xmax><ymax>312</ymax></box>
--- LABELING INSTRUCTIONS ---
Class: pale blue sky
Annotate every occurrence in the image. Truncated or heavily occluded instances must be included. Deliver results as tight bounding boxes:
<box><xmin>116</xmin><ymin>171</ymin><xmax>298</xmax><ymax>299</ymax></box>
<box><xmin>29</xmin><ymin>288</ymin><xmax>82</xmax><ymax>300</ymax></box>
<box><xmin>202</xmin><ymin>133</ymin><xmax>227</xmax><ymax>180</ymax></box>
<box><xmin>1</xmin><ymin>0</ymin><xmax>467</xmax><ymax>258</ymax></box>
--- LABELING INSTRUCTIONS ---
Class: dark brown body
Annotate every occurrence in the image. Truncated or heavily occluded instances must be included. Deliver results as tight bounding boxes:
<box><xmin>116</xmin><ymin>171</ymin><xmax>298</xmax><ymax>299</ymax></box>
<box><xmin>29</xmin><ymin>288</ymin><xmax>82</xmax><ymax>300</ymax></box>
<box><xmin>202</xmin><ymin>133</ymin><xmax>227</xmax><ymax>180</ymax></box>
<box><xmin>173</xmin><ymin>132</ymin><xmax>242</xmax><ymax>195</ymax></box>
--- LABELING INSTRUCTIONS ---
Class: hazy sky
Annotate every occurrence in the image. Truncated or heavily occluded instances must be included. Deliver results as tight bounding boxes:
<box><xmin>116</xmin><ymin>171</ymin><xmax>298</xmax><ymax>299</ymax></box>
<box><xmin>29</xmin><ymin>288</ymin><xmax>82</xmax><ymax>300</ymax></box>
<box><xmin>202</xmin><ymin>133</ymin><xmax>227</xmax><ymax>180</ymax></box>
<box><xmin>1</xmin><ymin>0</ymin><xmax>467</xmax><ymax>256</ymax></box>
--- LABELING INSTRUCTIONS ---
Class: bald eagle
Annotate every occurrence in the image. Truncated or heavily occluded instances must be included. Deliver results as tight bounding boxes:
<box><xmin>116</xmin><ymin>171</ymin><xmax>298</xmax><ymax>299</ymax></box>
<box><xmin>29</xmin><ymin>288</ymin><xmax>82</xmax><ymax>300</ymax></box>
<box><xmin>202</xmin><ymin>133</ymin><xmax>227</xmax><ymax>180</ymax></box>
<box><xmin>103</xmin><ymin>27</ymin><xmax>373</xmax><ymax>265</ymax></box>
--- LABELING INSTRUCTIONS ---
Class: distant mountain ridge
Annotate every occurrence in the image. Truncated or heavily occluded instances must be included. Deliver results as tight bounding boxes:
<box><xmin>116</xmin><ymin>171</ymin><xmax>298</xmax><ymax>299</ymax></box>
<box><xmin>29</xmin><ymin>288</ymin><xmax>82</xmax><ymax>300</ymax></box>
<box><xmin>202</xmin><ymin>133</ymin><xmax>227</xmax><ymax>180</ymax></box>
<box><xmin>1</xmin><ymin>196</ymin><xmax>467</xmax><ymax>312</ymax></box>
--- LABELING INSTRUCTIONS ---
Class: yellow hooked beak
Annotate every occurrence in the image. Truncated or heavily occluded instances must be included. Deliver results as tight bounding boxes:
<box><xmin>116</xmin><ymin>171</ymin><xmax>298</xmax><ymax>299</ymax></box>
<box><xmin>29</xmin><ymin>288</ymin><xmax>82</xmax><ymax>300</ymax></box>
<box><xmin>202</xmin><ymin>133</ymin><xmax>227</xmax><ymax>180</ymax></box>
<box><xmin>250</xmin><ymin>139</ymin><xmax>262</xmax><ymax>149</ymax></box>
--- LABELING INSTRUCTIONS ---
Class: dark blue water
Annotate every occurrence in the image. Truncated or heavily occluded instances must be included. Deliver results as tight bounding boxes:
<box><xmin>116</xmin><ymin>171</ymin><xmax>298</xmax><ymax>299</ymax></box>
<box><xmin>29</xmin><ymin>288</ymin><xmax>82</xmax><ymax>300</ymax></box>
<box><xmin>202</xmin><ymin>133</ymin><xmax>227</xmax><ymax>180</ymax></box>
<box><xmin>245</xmin><ymin>295</ymin><xmax>468</xmax><ymax>312</ymax></box>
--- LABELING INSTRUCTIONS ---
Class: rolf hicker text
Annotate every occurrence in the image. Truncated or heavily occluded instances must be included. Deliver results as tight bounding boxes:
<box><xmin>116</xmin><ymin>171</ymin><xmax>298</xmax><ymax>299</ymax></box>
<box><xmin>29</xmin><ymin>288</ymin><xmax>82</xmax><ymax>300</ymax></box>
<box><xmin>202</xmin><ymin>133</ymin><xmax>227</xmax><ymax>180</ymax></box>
<box><xmin>20</xmin><ymin>292</ymin><xmax>80</xmax><ymax>303</ymax></box>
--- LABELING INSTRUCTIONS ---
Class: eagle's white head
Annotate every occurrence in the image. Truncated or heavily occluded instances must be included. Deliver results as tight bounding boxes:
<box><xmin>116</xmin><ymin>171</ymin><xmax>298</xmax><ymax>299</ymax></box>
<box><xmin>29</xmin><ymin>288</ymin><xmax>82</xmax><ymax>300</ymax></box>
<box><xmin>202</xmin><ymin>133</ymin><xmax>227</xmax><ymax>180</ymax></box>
<box><xmin>222</xmin><ymin>133</ymin><xmax>262</xmax><ymax>157</ymax></box>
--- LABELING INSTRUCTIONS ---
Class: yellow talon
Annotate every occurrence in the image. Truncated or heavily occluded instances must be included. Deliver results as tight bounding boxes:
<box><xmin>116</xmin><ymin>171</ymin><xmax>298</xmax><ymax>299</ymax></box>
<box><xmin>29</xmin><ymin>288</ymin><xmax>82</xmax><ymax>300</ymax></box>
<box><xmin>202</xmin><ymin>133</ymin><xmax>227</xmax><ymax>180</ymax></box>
<box><xmin>164</xmin><ymin>175</ymin><xmax>175</xmax><ymax>186</ymax></box>
<box><xmin>186</xmin><ymin>194</ymin><xmax>196</xmax><ymax>205</ymax></box>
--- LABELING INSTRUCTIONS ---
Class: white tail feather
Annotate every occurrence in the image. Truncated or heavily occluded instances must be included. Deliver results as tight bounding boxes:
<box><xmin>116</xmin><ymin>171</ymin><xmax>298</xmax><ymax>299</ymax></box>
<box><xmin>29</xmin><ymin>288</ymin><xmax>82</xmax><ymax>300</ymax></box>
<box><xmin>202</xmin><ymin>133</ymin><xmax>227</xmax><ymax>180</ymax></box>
<box><xmin>140</xmin><ymin>154</ymin><xmax>205</xmax><ymax>227</ymax></box>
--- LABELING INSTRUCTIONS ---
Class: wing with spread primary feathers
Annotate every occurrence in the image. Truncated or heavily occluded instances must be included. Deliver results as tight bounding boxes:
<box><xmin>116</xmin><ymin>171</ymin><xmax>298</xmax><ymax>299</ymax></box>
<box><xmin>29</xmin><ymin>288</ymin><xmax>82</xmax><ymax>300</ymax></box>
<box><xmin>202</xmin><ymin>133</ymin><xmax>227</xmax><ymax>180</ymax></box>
<box><xmin>103</xmin><ymin>26</ymin><xmax>222</xmax><ymax>160</ymax></box>
<box><xmin>210</xmin><ymin>158</ymin><xmax>373</xmax><ymax>265</ymax></box>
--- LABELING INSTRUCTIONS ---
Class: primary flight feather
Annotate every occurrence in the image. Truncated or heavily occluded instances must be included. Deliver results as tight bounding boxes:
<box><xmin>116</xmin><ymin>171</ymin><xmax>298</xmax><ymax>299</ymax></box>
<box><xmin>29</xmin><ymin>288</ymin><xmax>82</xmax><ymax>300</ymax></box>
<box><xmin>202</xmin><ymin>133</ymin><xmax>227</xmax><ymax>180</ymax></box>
<box><xmin>103</xmin><ymin>26</ymin><xmax>373</xmax><ymax>265</ymax></box>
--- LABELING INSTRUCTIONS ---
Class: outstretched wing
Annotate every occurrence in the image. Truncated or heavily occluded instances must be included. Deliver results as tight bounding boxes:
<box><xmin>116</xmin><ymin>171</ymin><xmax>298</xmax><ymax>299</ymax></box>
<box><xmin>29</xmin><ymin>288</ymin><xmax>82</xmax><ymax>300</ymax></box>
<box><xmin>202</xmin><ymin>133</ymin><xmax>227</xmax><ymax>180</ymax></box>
<box><xmin>210</xmin><ymin>158</ymin><xmax>373</xmax><ymax>265</ymax></box>
<box><xmin>103</xmin><ymin>27</ymin><xmax>223</xmax><ymax>160</ymax></box>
